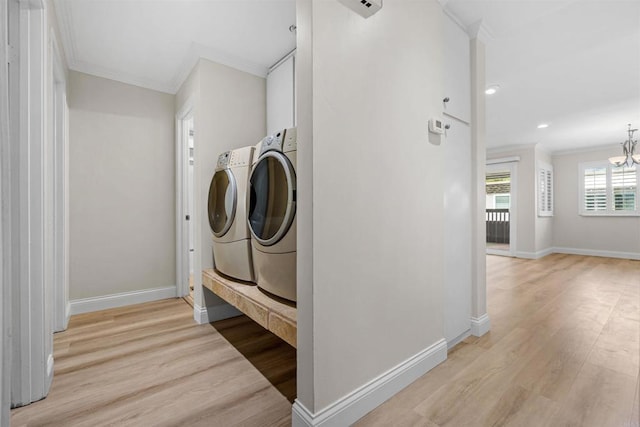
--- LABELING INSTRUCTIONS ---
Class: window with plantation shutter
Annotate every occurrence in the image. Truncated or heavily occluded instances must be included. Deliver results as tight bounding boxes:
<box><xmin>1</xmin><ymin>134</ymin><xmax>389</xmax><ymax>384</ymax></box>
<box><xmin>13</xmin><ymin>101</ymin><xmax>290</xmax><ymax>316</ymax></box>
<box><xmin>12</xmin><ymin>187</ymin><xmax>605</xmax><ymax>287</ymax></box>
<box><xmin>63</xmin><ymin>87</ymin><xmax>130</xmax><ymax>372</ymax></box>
<box><xmin>538</xmin><ymin>162</ymin><xmax>553</xmax><ymax>216</ymax></box>
<box><xmin>579</xmin><ymin>161</ymin><xmax>640</xmax><ymax>216</ymax></box>
<box><xmin>583</xmin><ymin>167</ymin><xmax>607</xmax><ymax>212</ymax></box>
<box><xmin>612</xmin><ymin>165</ymin><xmax>636</xmax><ymax>211</ymax></box>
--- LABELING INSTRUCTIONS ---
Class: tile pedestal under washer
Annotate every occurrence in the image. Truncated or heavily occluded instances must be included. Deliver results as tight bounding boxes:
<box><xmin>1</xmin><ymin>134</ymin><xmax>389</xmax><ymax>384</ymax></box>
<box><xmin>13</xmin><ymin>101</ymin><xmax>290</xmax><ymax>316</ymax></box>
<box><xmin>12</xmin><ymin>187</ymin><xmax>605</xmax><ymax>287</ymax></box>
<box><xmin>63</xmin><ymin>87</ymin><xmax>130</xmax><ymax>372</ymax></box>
<box><xmin>248</xmin><ymin>128</ymin><xmax>297</xmax><ymax>302</ymax></box>
<box><xmin>208</xmin><ymin>146</ymin><xmax>255</xmax><ymax>282</ymax></box>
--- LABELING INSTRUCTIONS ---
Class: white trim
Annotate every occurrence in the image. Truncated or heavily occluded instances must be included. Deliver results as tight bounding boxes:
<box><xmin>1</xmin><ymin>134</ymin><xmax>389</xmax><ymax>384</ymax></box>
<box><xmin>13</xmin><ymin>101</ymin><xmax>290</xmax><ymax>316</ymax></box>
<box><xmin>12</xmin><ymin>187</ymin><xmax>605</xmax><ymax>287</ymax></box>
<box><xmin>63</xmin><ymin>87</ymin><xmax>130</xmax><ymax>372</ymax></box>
<box><xmin>514</xmin><ymin>248</ymin><xmax>553</xmax><ymax>259</ymax></box>
<box><xmin>553</xmin><ymin>247</ymin><xmax>640</xmax><ymax>261</ymax></box>
<box><xmin>487</xmin><ymin>143</ymin><xmax>538</xmax><ymax>155</ymax></box>
<box><xmin>466</xmin><ymin>19</ymin><xmax>493</xmax><ymax>43</ymax></box>
<box><xmin>176</xmin><ymin>98</ymin><xmax>196</xmax><ymax>299</ymax></box>
<box><xmin>69</xmin><ymin>286</ymin><xmax>177</xmax><ymax>315</ymax></box>
<box><xmin>0</xmin><ymin>0</ymin><xmax>10</xmax><ymax>421</ymax></box>
<box><xmin>193</xmin><ymin>303</ymin><xmax>242</xmax><ymax>325</ymax></box>
<box><xmin>268</xmin><ymin>48</ymin><xmax>296</xmax><ymax>74</ymax></box>
<box><xmin>50</xmin><ymin>28</ymin><xmax>69</xmax><ymax>333</ymax></box>
<box><xmin>552</xmin><ymin>143</ymin><xmax>619</xmax><ymax>156</ymax></box>
<box><xmin>470</xmin><ymin>314</ymin><xmax>491</xmax><ymax>337</ymax></box>
<box><xmin>11</xmin><ymin>0</ymin><xmax>53</xmax><ymax>406</ymax></box>
<box><xmin>447</xmin><ymin>329</ymin><xmax>471</xmax><ymax>350</ymax></box>
<box><xmin>292</xmin><ymin>339</ymin><xmax>448</xmax><ymax>427</ymax></box>
<box><xmin>486</xmin><ymin>156</ymin><xmax>520</xmax><ymax>165</ymax></box>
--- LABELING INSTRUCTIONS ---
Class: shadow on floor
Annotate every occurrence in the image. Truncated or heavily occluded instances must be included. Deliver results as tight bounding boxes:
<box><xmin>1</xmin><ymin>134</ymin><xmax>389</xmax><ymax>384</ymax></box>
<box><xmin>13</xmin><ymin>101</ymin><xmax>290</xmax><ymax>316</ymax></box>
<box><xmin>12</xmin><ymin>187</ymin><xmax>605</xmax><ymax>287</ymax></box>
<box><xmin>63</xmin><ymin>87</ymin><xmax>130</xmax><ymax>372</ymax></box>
<box><xmin>209</xmin><ymin>315</ymin><xmax>297</xmax><ymax>403</ymax></box>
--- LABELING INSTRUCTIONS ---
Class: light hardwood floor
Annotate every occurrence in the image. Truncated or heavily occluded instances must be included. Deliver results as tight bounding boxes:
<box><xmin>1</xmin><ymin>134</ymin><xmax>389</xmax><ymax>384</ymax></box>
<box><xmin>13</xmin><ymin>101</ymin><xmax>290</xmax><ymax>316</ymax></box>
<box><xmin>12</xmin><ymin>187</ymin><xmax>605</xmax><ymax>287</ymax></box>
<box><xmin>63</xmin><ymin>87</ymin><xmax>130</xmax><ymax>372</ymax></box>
<box><xmin>358</xmin><ymin>254</ymin><xmax>640</xmax><ymax>426</ymax></box>
<box><xmin>10</xmin><ymin>254</ymin><xmax>640</xmax><ymax>426</ymax></box>
<box><xmin>11</xmin><ymin>299</ymin><xmax>296</xmax><ymax>427</ymax></box>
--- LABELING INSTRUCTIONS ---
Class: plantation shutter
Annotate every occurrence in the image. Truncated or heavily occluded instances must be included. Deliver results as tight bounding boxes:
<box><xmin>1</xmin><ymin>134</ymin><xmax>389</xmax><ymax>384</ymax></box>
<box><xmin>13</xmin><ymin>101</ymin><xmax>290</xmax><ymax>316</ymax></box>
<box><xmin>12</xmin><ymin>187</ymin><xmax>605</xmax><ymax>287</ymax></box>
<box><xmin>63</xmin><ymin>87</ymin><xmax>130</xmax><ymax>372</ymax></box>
<box><xmin>538</xmin><ymin>163</ymin><xmax>553</xmax><ymax>216</ymax></box>
<box><xmin>611</xmin><ymin>165</ymin><xmax>637</xmax><ymax>211</ymax></box>
<box><xmin>584</xmin><ymin>167</ymin><xmax>607</xmax><ymax>211</ymax></box>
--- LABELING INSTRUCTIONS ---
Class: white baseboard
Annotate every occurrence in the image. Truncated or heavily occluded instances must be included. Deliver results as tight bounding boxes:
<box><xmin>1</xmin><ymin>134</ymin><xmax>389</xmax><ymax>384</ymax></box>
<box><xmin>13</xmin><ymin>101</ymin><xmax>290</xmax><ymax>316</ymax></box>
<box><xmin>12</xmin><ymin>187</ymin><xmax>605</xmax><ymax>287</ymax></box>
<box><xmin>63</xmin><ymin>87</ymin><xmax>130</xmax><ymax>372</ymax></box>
<box><xmin>447</xmin><ymin>329</ymin><xmax>471</xmax><ymax>350</ymax></box>
<box><xmin>292</xmin><ymin>338</ymin><xmax>448</xmax><ymax>427</ymax></box>
<box><xmin>553</xmin><ymin>247</ymin><xmax>640</xmax><ymax>261</ymax></box>
<box><xmin>193</xmin><ymin>303</ymin><xmax>242</xmax><ymax>324</ymax></box>
<box><xmin>470</xmin><ymin>314</ymin><xmax>491</xmax><ymax>337</ymax></box>
<box><xmin>515</xmin><ymin>248</ymin><xmax>553</xmax><ymax>259</ymax></box>
<box><xmin>64</xmin><ymin>302</ymin><xmax>71</xmax><ymax>329</ymax></box>
<box><xmin>69</xmin><ymin>286</ymin><xmax>177</xmax><ymax>315</ymax></box>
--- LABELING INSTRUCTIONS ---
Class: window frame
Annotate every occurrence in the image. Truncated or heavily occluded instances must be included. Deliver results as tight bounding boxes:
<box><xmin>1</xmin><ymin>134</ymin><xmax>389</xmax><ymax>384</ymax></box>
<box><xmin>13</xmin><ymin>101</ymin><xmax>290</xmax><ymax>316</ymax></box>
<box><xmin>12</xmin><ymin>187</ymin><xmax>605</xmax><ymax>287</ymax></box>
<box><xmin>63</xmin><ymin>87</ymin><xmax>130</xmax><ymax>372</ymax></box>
<box><xmin>579</xmin><ymin>160</ymin><xmax>640</xmax><ymax>217</ymax></box>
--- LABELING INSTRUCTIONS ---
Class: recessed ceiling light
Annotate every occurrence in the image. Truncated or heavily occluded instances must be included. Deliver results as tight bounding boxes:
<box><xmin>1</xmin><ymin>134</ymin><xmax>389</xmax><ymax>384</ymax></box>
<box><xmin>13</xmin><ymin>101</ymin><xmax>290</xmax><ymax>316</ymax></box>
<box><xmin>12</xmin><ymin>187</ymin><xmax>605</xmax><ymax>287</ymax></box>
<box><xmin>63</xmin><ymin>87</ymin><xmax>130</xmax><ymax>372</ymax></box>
<box><xmin>537</xmin><ymin>123</ymin><xmax>549</xmax><ymax>129</ymax></box>
<box><xmin>485</xmin><ymin>85</ymin><xmax>500</xmax><ymax>95</ymax></box>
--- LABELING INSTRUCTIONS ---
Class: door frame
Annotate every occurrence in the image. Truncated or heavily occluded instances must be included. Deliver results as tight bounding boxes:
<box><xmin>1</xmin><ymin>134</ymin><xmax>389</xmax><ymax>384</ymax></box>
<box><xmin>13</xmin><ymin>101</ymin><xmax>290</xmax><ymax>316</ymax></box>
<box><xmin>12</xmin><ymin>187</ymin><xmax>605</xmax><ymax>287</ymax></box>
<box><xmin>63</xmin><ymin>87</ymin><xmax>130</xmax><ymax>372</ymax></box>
<box><xmin>1</xmin><ymin>0</ymin><xmax>10</xmax><ymax>421</ymax></box>
<box><xmin>9</xmin><ymin>0</ymin><xmax>54</xmax><ymax>406</ymax></box>
<box><xmin>485</xmin><ymin>159</ymin><xmax>518</xmax><ymax>257</ymax></box>
<box><xmin>50</xmin><ymin>29</ymin><xmax>69</xmax><ymax>333</ymax></box>
<box><xmin>175</xmin><ymin>98</ymin><xmax>195</xmax><ymax>298</ymax></box>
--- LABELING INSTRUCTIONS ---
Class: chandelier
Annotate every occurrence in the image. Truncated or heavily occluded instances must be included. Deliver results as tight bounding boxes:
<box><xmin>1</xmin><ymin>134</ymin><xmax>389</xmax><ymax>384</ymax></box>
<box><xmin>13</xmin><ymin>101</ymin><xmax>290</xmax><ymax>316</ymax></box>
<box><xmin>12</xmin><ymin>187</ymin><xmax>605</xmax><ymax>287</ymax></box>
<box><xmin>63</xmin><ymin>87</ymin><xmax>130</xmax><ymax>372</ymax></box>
<box><xmin>609</xmin><ymin>124</ymin><xmax>639</xmax><ymax>168</ymax></box>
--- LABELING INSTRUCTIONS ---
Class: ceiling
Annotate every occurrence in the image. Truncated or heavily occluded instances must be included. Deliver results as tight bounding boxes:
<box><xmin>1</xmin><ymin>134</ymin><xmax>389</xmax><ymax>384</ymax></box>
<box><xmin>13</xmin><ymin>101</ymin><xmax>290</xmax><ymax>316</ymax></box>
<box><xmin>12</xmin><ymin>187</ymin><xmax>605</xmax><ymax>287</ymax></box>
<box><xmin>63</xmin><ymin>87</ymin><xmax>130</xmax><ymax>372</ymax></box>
<box><xmin>443</xmin><ymin>0</ymin><xmax>640</xmax><ymax>152</ymax></box>
<box><xmin>54</xmin><ymin>0</ymin><xmax>297</xmax><ymax>94</ymax></box>
<box><xmin>54</xmin><ymin>0</ymin><xmax>640</xmax><ymax>152</ymax></box>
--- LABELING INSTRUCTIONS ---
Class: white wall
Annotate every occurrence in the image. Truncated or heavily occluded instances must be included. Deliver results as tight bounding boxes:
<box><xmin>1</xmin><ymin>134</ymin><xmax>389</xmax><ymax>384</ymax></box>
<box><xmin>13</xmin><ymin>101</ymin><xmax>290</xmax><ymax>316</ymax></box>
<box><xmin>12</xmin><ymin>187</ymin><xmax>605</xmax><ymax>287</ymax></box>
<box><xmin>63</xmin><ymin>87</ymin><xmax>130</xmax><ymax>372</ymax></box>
<box><xmin>175</xmin><ymin>59</ymin><xmax>266</xmax><ymax>310</ymax></box>
<box><xmin>553</xmin><ymin>146</ymin><xmax>640</xmax><ymax>256</ymax></box>
<box><xmin>297</xmin><ymin>0</ymin><xmax>446</xmax><ymax>415</ymax></box>
<box><xmin>69</xmin><ymin>71</ymin><xmax>176</xmax><ymax>300</ymax></box>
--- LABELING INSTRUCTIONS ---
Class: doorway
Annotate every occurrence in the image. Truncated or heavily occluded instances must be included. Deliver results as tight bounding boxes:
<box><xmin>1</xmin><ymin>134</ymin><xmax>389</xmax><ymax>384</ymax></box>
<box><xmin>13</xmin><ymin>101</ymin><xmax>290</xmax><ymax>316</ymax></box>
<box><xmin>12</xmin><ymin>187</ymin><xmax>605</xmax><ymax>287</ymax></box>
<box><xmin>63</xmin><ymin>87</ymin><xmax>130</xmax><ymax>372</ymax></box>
<box><xmin>486</xmin><ymin>162</ymin><xmax>517</xmax><ymax>257</ymax></box>
<box><xmin>176</xmin><ymin>105</ymin><xmax>195</xmax><ymax>302</ymax></box>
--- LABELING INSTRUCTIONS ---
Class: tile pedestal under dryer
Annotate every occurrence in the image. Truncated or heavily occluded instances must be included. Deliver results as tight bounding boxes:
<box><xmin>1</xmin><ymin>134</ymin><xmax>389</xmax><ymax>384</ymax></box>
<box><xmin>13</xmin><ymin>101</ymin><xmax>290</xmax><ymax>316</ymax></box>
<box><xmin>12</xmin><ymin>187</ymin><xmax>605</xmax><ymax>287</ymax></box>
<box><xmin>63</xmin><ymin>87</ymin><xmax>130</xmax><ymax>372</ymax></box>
<box><xmin>208</xmin><ymin>146</ymin><xmax>255</xmax><ymax>282</ymax></box>
<box><xmin>248</xmin><ymin>128</ymin><xmax>297</xmax><ymax>302</ymax></box>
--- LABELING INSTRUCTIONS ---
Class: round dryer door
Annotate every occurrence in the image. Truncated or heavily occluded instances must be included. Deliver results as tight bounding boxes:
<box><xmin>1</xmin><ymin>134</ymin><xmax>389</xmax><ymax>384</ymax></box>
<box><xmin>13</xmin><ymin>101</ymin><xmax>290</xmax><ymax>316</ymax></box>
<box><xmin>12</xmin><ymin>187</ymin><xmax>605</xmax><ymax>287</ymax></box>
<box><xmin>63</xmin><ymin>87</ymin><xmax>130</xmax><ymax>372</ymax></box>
<box><xmin>248</xmin><ymin>152</ymin><xmax>296</xmax><ymax>246</ymax></box>
<box><xmin>208</xmin><ymin>169</ymin><xmax>237</xmax><ymax>237</ymax></box>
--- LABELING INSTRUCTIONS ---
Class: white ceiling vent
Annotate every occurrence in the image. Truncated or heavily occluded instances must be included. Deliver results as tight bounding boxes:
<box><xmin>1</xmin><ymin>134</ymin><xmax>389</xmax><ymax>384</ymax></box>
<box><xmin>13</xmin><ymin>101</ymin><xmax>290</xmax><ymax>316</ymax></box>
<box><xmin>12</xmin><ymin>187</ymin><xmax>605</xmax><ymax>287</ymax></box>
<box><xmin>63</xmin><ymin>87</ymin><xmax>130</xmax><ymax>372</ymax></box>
<box><xmin>338</xmin><ymin>0</ymin><xmax>382</xmax><ymax>18</ymax></box>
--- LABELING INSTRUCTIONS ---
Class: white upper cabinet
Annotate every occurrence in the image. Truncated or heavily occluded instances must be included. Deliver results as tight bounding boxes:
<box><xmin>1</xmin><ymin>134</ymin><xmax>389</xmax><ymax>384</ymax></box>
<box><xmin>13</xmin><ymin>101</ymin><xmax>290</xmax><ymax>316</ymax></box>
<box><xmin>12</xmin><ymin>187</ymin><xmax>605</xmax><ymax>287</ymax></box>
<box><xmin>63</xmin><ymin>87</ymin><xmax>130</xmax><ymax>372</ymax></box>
<box><xmin>443</xmin><ymin>15</ymin><xmax>471</xmax><ymax>124</ymax></box>
<box><xmin>266</xmin><ymin>54</ymin><xmax>295</xmax><ymax>135</ymax></box>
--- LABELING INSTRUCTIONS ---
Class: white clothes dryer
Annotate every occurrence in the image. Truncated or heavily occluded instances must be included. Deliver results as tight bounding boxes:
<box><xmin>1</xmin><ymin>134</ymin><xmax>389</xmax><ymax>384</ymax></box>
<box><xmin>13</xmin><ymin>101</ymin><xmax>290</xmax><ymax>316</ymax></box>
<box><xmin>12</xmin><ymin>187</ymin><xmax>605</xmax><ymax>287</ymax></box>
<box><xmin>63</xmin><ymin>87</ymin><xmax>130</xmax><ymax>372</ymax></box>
<box><xmin>248</xmin><ymin>128</ymin><xmax>297</xmax><ymax>301</ymax></box>
<box><xmin>207</xmin><ymin>146</ymin><xmax>255</xmax><ymax>282</ymax></box>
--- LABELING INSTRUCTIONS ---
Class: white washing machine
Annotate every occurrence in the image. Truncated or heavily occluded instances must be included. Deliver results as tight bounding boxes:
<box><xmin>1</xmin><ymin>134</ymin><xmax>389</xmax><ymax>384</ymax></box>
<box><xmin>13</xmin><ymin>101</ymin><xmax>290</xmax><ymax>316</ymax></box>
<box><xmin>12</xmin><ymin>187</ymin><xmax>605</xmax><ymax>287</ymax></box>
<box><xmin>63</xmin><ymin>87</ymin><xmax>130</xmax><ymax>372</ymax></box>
<box><xmin>248</xmin><ymin>128</ymin><xmax>297</xmax><ymax>301</ymax></box>
<box><xmin>207</xmin><ymin>146</ymin><xmax>255</xmax><ymax>282</ymax></box>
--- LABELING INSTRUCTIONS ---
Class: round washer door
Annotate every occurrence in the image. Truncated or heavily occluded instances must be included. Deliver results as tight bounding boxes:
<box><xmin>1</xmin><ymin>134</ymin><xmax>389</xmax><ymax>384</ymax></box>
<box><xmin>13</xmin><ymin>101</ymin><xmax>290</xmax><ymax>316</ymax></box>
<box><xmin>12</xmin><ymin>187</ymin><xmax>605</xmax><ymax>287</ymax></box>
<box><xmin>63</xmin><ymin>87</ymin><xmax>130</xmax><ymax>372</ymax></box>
<box><xmin>248</xmin><ymin>151</ymin><xmax>296</xmax><ymax>246</ymax></box>
<box><xmin>208</xmin><ymin>169</ymin><xmax>237</xmax><ymax>238</ymax></box>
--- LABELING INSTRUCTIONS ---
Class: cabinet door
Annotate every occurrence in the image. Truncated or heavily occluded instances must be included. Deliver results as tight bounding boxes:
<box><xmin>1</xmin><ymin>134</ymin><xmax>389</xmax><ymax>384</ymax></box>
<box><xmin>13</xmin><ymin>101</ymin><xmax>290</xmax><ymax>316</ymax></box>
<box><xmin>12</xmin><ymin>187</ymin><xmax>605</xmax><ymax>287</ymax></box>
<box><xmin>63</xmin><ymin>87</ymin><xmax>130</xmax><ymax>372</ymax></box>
<box><xmin>267</xmin><ymin>55</ymin><xmax>295</xmax><ymax>135</ymax></box>
<box><xmin>443</xmin><ymin>120</ymin><xmax>472</xmax><ymax>344</ymax></box>
<box><xmin>443</xmin><ymin>15</ymin><xmax>470</xmax><ymax>124</ymax></box>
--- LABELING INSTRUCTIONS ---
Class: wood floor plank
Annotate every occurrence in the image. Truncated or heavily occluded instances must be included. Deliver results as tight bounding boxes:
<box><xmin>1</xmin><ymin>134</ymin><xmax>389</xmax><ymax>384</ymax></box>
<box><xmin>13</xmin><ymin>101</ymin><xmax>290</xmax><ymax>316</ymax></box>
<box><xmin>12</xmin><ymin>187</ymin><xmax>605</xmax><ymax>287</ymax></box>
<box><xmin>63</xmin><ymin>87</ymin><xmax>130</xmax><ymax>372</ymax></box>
<box><xmin>11</xmin><ymin>298</ymin><xmax>295</xmax><ymax>427</ymax></box>
<box><xmin>357</xmin><ymin>254</ymin><xmax>640</xmax><ymax>427</ymax></box>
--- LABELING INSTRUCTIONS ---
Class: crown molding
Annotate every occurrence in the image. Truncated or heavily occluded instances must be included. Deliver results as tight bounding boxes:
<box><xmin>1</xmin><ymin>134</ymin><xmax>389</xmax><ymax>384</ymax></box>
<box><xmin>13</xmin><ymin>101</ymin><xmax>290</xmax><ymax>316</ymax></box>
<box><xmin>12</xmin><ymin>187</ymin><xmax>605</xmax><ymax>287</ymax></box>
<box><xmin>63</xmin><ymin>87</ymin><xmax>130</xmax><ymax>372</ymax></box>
<box><xmin>467</xmin><ymin>19</ymin><xmax>493</xmax><ymax>43</ymax></box>
<box><xmin>487</xmin><ymin>143</ymin><xmax>538</xmax><ymax>155</ymax></box>
<box><xmin>53</xmin><ymin>1</ymin><xmax>269</xmax><ymax>95</ymax></box>
<box><xmin>551</xmin><ymin>143</ymin><xmax>620</xmax><ymax>156</ymax></box>
<box><xmin>69</xmin><ymin>58</ymin><xmax>176</xmax><ymax>94</ymax></box>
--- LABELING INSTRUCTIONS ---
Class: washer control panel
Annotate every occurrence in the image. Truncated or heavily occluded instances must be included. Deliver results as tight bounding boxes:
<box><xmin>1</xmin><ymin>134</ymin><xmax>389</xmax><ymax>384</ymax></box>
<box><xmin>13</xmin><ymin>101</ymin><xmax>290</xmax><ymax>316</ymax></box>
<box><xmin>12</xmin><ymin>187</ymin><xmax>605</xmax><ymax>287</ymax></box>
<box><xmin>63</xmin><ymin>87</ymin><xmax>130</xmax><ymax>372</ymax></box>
<box><xmin>216</xmin><ymin>146</ymin><xmax>253</xmax><ymax>170</ymax></box>
<box><xmin>216</xmin><ymin>151</ymin><xmax>231</xmax><ymax>170</ymax></box>
<box><xmin>228</xmin><ymin>146</ymin><xmax>253</xmax><ymax>167</ymax></box>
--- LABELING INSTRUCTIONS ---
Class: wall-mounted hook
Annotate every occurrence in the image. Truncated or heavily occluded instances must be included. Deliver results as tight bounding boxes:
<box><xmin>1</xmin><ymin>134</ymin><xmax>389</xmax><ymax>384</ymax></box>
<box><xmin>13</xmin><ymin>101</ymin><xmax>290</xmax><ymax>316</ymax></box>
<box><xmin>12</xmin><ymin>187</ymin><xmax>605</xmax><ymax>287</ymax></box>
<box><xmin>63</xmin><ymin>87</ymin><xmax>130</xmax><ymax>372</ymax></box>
<box><xmin>443</xmin><ymin>97</ymin><xmax>450</xmax><ymax>103</ymax></box>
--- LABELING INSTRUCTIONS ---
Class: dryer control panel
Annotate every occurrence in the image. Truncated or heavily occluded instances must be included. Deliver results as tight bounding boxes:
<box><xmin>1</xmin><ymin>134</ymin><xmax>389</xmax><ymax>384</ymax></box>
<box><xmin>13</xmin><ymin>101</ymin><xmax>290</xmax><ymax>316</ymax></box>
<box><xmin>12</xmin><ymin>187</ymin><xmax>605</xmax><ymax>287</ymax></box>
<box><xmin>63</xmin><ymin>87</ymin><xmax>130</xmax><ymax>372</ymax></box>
<box><xmin>259</xmin><ymin>131</ymin><xmax>284</xmax><ymax>156</ymax></box>
<box><xmin>258</xmin><ymin>128</ymin><xmax>297</xmax><ymax>156</ymax></box>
